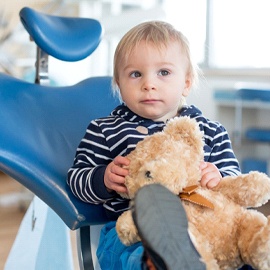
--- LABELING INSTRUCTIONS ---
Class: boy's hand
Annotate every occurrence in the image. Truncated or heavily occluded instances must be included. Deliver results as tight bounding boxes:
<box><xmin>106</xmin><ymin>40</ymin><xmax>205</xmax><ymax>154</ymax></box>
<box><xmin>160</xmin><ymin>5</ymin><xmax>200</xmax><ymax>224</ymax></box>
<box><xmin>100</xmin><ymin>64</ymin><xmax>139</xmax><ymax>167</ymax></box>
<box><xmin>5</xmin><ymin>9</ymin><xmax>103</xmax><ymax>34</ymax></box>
<box><xmin>104</xmin><ymin>156</ymin><xmax>130</xmax><ymax>194</ymax></box>
<box><xmin>200</xmin><ymin>161</ymin><xmax>222</xmax><ymax>189</ymax></box>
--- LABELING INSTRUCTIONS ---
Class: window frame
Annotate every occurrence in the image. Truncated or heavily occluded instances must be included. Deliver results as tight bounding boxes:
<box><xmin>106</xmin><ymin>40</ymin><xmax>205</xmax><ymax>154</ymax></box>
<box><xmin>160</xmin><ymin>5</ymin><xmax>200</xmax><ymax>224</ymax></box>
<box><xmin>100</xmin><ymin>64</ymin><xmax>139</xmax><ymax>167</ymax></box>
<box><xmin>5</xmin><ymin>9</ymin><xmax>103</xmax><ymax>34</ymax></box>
<box><xmin>201</xmin><ymin>0</ymin><xmax>270</xmax><ymax>76</ymax></box>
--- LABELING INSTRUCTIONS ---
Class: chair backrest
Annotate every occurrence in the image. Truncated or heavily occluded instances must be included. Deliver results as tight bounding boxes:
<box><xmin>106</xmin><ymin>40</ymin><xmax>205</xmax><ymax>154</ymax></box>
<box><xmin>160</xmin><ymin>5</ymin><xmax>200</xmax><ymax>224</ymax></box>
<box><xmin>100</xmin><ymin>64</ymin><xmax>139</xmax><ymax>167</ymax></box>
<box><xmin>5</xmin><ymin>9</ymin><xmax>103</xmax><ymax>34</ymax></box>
<box><xmin>0</xmin><ymin>72</ymin><xmax>119</xmax><ymax>229</ymax></box>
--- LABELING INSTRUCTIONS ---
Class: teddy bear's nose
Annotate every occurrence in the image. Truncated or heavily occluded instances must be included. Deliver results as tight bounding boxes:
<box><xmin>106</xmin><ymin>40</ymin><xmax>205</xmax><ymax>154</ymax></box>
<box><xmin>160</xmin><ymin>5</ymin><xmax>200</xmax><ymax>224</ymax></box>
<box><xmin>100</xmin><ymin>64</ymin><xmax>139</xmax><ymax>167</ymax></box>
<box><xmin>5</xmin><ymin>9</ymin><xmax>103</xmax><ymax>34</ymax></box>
<box><xmin>145</xmin><ymin>171</ymin><xmax>153</xmax><ymax>179</ymax></box>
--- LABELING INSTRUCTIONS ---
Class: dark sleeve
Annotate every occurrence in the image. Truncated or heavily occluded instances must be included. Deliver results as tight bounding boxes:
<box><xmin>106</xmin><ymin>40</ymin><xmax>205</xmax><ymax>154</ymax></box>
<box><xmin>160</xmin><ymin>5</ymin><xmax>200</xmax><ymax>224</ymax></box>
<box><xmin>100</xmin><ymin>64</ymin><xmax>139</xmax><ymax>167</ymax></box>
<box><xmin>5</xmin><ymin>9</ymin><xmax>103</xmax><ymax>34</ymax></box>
<box><xmin>204</xmin><ymin>124</ymin><xmax>241</xmax><ymax>176</ymax></box>
<box><xmin>67</xmin><ymin>120</ymin><xmax>115</xmax><ymax>204</ymax></box>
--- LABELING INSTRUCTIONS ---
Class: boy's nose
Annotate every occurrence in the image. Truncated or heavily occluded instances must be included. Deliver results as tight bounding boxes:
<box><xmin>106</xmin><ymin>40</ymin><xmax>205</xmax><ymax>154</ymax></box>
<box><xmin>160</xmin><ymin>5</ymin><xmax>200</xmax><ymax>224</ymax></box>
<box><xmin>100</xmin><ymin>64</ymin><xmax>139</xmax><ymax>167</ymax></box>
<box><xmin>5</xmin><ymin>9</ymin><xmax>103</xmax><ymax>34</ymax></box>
<box><xmin>142</xmin><ymin>77</ymin><xmax>156</xmax><ymax>91</ymax></box>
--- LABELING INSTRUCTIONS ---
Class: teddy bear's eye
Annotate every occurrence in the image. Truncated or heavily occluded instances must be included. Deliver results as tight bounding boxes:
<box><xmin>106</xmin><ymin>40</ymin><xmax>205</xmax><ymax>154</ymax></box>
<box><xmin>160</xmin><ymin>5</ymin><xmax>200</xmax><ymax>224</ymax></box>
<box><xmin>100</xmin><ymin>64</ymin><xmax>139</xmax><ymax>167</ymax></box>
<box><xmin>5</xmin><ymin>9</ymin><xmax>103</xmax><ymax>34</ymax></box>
<box><xmin>145</xmin><ymin>171</ymin><xmax>152</xmax><ymax>179</ymax></box>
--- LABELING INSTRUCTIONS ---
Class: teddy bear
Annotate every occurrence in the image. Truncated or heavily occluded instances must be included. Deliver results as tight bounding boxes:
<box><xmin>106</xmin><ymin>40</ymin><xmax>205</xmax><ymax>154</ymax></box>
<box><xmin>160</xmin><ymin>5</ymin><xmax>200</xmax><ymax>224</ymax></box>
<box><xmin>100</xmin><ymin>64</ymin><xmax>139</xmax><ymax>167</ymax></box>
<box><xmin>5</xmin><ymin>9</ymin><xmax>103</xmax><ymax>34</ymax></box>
<box><xmin>116</xmin><ymin>116</ymin><xmax>270</xmax><ymax>270</ymax></box>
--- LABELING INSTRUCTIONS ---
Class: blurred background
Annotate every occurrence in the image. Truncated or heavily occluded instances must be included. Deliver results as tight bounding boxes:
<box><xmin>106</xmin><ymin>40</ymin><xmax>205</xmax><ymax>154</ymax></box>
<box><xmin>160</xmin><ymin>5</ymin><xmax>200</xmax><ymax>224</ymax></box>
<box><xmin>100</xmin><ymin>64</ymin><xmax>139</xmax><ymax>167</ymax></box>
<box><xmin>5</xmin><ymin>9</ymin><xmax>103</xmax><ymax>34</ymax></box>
<box><xmin>1</xmin><ymin>0</ymin><xmax>269</xmax><ymax>146</ymax></box>
<box><xmin>0</xmin><ymin>0</ymin><xmax>270</xmax><ymax>268</ymax></box>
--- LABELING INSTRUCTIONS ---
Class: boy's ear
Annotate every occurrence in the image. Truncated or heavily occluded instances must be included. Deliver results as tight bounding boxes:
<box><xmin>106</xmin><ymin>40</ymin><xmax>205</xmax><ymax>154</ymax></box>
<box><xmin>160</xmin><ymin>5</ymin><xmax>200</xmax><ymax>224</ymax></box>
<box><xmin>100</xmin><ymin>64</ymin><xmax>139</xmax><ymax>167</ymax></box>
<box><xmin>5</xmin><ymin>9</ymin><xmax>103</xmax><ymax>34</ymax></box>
<box><xmin>182</xmin><ymin>75</ymin><xmax>192</xmax><ymax>97</ymax></box>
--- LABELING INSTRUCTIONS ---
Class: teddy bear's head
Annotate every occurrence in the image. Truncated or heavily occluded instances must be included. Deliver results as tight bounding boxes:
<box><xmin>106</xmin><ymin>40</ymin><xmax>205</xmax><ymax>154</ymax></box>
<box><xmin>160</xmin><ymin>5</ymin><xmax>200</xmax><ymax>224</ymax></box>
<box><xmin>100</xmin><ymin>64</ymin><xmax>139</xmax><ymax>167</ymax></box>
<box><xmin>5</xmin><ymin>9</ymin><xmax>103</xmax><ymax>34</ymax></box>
<box><xmin>119</xmin><ymin>116</ymin><xmax>204</xmax><ymax>199</ymax></box>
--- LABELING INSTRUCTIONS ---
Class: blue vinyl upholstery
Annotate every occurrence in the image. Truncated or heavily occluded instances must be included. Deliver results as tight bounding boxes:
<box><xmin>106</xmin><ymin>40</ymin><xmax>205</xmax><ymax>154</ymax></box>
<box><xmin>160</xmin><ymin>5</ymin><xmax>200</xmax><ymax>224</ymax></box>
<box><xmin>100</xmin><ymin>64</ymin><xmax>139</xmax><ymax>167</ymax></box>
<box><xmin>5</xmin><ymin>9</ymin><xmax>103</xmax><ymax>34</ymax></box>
<box><xmin>0</xmin><ymin>72</ymin><xmax>119</xmax><ymax>230</ymax></box>
<box><xmin>237</xmin><ymin>88</ymin><xmax>270</xmax><ymax>102</ymax></box>
<box><xmin>245</xmin><ymin>128</ymin><xmax>270</xmax><ymax>142</ymax></box>
<box><xmin>19</xmin><ymin>7</ymin><xmax>103</xmax><ymax>61</ymax></box>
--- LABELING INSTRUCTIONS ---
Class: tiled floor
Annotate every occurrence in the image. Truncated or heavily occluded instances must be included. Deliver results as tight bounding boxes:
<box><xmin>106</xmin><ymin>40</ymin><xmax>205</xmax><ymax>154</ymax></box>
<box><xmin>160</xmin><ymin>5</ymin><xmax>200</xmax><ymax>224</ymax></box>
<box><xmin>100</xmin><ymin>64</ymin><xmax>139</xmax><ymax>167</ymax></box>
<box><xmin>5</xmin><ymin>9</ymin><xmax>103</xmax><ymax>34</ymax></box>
<box><xmin>0</xmin><ymin>172</ymin><xmax>79</xmax><ymax>270</ymax></box>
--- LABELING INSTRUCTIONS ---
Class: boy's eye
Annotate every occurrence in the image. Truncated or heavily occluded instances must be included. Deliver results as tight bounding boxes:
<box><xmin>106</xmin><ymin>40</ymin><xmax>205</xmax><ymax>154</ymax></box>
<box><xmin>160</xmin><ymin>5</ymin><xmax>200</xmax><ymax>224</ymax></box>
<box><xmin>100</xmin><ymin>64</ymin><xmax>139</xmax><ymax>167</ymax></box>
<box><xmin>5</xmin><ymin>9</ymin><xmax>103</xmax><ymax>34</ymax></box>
<box><xmin>158</xmin><ymin>70</ymin><xmax>169</xmax><ymax>76</ymax></box>
<box><xmin>130</xmin><ymin>71</ymin><xmax>141</xmax><ymax>78</ymax></box>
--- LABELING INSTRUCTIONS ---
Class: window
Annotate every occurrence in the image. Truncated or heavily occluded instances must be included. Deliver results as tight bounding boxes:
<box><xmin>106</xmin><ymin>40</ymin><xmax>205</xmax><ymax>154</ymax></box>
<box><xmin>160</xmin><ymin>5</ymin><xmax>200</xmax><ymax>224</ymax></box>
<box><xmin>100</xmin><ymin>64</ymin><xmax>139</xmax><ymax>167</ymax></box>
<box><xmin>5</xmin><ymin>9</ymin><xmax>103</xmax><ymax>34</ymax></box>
<box><xmin>164</xmin><ymin>0</ymin><xmax>207</xmax><ymax>65</ymax></box>
<box><xmin>164</xmin><ymin>0</ymin><xmax>270</xmax><ymax>69</ymax></box>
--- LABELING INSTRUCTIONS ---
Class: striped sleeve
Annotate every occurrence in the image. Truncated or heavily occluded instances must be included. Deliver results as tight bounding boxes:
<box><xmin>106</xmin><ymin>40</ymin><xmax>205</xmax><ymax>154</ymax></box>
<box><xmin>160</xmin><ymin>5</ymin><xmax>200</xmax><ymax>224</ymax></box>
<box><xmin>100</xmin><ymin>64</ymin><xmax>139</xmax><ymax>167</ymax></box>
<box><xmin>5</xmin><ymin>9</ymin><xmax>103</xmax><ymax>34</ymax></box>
<box><xmin>201</xmin><ymin>119</ymin><xmax>241</xmax><ymax>176</ymax></box>
<box><xmin>67</xmin><ymin>120</ymin><xmax>113</xmax><ymax>204</ymax></box>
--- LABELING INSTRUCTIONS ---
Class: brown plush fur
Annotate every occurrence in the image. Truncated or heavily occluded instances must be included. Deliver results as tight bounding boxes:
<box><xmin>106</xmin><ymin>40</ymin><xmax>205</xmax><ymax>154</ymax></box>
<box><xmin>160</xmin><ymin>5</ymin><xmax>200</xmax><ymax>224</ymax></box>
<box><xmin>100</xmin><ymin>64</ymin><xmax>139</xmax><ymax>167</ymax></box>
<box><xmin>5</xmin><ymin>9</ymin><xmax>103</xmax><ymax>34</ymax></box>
<box><xmin>116</xmin><ymin>116</ymin><xmax>270</xmax><ymax>270</ymax></box>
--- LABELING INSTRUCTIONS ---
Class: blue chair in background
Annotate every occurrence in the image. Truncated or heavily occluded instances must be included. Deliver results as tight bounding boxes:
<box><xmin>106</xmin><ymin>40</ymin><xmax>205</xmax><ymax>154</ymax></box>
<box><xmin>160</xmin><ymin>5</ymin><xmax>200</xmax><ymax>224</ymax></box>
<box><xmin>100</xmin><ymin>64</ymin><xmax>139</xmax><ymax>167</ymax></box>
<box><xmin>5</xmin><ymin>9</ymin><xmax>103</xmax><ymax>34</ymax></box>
<box><xmin>0</xmin><ymin>7</ymin><xmax>118</xmax><ymax>270</ymax></box>
<box><xmin>236</xmin><ymin>88</ymin><xmax>270</xmax><ymax>174</ymax></box>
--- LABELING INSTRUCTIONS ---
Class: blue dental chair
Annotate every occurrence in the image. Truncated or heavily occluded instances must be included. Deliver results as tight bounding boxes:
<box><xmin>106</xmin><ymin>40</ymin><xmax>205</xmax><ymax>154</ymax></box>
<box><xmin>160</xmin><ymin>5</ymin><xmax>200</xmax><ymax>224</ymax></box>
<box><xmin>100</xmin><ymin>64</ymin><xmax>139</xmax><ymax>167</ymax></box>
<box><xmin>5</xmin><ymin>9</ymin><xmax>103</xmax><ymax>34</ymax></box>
<box><xmin>0</xmin><ymin>7</ymin><xmax>254</xmax><ymax>270</ymax></box>
<box><xmin>0</xmin><ymin>7</ymin><xmax>118</xmax><ymax>269</ymax></box>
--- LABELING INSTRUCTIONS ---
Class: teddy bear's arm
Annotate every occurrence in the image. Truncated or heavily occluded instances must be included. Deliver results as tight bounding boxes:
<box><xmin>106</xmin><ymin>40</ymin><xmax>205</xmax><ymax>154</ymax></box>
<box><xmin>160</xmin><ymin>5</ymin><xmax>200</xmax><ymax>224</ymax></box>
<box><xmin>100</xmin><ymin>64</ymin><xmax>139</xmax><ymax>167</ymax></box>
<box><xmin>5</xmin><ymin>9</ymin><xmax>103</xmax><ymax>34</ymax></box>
<box><xmin>212</xmin><ymin>171</ymin><xmax>270</xmax><ymax>208</ymax></box>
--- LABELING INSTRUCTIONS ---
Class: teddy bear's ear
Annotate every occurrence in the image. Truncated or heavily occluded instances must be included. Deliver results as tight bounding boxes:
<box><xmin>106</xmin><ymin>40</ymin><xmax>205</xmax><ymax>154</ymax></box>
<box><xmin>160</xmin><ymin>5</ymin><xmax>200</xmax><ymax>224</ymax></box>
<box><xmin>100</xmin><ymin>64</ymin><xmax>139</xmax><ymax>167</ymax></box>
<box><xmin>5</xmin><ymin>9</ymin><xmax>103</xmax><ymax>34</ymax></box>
<box><xmin>164</xmin><ymin>116</ymin><xmax>204</xmax><ymax>154</ymax></box>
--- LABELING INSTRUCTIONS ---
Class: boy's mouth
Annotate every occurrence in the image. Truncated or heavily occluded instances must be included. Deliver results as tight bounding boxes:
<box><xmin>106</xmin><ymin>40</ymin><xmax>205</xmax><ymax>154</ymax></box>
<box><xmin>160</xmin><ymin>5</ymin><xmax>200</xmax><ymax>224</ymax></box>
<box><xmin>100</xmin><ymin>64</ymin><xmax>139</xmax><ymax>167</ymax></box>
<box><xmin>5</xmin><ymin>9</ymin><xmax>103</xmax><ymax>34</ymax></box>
<box><xmin>141</xmin><ymin>99</ymin><xmax>161</xmax><ymax>104</ymax></box>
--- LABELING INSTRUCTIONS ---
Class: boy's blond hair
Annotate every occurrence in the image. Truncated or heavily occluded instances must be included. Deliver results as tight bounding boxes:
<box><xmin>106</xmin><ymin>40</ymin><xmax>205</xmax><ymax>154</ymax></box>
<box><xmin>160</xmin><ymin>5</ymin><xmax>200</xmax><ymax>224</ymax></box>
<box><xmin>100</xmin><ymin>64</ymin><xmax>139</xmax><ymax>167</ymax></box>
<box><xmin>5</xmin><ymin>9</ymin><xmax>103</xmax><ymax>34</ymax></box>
<box><xmin>112</xmin><ymin>20</ymin><xmax>200</xmax><ymax>96</ymax></box>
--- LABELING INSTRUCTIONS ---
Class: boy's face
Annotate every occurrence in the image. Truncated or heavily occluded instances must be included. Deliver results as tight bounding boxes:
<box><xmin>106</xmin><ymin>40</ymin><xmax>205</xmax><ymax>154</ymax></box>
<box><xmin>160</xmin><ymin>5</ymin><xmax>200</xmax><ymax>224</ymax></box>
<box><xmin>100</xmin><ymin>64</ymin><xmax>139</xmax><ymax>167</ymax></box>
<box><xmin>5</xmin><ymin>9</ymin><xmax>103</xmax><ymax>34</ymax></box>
<box><xmin>117</xmin><ymin>40</ymin><xmax>191</xmax><ymax>122</ymax></box>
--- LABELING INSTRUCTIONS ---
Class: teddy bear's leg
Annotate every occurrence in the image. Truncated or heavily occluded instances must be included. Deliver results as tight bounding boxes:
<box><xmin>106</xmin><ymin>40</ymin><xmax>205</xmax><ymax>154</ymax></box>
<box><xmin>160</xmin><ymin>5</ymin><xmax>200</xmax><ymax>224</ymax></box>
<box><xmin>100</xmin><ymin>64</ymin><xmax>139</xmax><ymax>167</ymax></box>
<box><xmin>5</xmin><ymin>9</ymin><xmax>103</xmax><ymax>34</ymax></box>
<box><xmin>188</xmin><ymin>224</ymin><xmax>219</xmax><ymax>270</ymax></box>
<box><xmin>238</xmin><ymin>211</ymin><xmax>270</xmax><ymax>270</ymax></box>
<box><xmin>116</xmin><ymin>210</ymin><xmax>141</xmax><ymax>246</ymax></box>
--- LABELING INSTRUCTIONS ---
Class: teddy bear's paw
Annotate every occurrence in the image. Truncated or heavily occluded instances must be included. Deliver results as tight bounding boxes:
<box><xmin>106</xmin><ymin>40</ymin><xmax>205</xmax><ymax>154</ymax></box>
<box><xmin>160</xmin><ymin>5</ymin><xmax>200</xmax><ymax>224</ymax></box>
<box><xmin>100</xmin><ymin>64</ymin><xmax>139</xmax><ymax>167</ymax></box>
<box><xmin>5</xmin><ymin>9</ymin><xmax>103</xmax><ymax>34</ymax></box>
<box><xmin>252</xmin><ymin>260</ymin><xmax>270</xmax><ymax>270</ymax></box>
<box><xmin>116</xmin><ymin>223</ymin><xmax>141</xmax><ymax>246</ymax></box>
<box><xmin>245</xmin><ymin>171</ymin><xmax>270</xmax><ymax>207</ymax></box>
<box><xmin>205</xmin><ymin>263</ymin><xmax>219</xmax><ymax>270</ymax></box>
<box><xmin>116</xmin><ymin>211</ymin><xmax>141</xmax><ymax>246</ymax></box>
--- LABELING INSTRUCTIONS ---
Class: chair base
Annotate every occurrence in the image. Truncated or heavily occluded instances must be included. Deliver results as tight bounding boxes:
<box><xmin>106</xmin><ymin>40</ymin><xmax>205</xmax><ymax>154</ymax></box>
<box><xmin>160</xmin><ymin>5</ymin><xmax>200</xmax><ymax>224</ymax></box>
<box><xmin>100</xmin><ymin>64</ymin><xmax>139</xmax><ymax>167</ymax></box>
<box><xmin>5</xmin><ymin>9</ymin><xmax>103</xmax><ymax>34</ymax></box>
<box><xmin>76</xmin><ymin>225</ymin><xmax>103</xmax><ymax>270</ymax></box>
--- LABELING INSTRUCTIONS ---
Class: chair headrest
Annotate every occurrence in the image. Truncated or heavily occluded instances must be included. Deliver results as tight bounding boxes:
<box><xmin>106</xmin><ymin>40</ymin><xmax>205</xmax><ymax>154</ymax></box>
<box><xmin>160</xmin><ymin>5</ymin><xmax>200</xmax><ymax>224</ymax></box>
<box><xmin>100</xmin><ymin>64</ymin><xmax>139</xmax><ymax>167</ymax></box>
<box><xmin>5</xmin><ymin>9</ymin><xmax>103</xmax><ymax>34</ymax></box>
<box><xmin>19</xmin><ymin>7</ymin><xmax>103</xmax><ymax>61</ymax></box>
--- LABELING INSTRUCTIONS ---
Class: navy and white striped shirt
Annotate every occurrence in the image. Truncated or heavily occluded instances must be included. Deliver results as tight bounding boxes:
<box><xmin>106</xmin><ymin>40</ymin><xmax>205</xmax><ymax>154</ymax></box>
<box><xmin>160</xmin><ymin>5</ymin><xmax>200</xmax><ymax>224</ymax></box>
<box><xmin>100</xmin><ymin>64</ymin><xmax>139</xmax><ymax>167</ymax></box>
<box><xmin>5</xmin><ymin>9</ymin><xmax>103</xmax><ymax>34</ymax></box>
<box><xmin>67</xmin><ymin>104</ymin><xmax>240</xmax><ymax>220</ymax></box>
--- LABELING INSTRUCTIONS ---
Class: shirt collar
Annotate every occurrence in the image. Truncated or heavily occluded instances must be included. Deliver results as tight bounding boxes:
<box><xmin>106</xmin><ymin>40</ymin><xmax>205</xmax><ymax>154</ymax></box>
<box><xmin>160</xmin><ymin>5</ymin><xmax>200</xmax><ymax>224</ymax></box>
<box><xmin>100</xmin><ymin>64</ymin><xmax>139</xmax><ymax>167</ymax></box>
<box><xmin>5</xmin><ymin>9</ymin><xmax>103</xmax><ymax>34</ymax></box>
<box><xmin>111</xmin><ymin>103</ymin><xmax>202</xmax><ymax>126</ymax></box>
